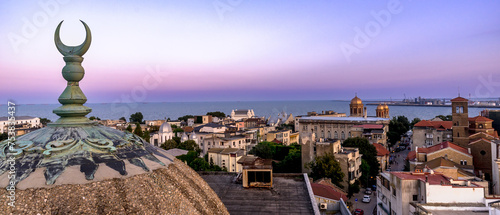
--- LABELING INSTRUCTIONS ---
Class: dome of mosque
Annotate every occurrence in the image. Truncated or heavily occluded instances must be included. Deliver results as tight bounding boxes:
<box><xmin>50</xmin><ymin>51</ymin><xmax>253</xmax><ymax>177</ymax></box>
<box><xmin>0</xmin><ymin>20</ymin><xmax>227</xmax><ymax>214</ymax></box>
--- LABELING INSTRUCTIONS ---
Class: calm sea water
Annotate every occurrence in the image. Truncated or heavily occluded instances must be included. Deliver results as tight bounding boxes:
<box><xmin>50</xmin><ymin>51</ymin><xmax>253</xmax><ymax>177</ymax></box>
<box><xmin>3</xmin><ymin>101</ymin><xmax>498</xmax><ymax>122</ymax></box>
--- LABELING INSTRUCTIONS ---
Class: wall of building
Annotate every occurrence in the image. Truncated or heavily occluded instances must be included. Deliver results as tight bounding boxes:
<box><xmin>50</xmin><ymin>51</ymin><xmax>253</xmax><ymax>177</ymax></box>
<box><xmin>426</xmin><ymin>184</ymin><xmax>484</xmax><ymax>203</ymax></box>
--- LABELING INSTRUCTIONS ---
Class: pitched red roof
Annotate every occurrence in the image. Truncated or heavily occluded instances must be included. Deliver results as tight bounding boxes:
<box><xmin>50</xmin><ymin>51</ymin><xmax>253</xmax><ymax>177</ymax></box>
<box><xmin>271</xmin><ymin>139</ymin><xmax>282</xmax><ymax>144</ymax></box>
<box><xmin>406</xmin><ymin>151</ymin><xmax>416</xmax><ymax>161</ymax></box>
<box><xmin>311</xmin><ymin>183</ymin><xmax>348</xmax><ymax>201</ymax></box>
<box><xmin>414</xmin><ymin>120</ymin><xmax>452</xmax><ymax>130</ymax></box>
<box><xmin>450</xmin><ymin>97</ymin><xmax>468</xmax><ymax>102</ymax></box>
<box><xmin>374</xmin><ymin>143</ymin><xmax>390</xmax><ymax>156</ymax></box>
<box><xmin>391</xmin><ymin>172</ymin><xmax>450</xmax><ymax>185</ymax></box>
<box><xmin>469</xmin><ymin>116</ymin><xmax>494</xmax><ymax>122</ymax></box>
<box><xmin>183</xmin><ymin>126</ymin><xmax>194</xmax><ymax>133</ymax></box>
<box><xmin>418</xmin><ymin>141</ymin><xmax>471</xmax><ymax>156</ymax></box>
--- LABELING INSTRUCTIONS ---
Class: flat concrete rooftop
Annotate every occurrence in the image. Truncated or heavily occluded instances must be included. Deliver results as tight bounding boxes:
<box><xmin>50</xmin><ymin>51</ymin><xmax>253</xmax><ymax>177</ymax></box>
<box><xmin>201</xmin><ymin>173</ymin><xmax>314</xmax><ymax>215</ymax></box>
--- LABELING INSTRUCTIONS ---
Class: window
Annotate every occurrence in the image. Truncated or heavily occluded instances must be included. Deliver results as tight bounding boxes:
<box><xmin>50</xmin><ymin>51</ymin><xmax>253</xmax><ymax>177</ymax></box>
<box><xmin>460</xmin><ymin>160</ymin><xmax>467</xmax><ymax>165</ymax></box>
<box><xmin>341</xmin><ymin>131</ymin><xmax>345</xmax><ymax>139</ymax></box>
<box><xmin>413</xmin><ymin>195</ymin><xmax>418</xmax><ymax>201</ymax></box>
<box><xmin>334</xmin><ymin>131</ymin><xmax>338</xmax><ymax>139</ymax></box>
<box><xmin>481</xmin><ymin>150</ymin><xmax>486</xmax><ymax>156</ymax></box>
<box><xmin>479</xmin><ymin>124</ymin><xmax>484</xmax><ymax>129</ymax></box>
<box><xmin>327</xmin><ymin>131</ymin><xmax>331</xmax><ymax>139</ymax></box>
<box><xmin>392</xmin><ymin>188</ymin><xmax>396</xmax><ymax>196</ymax></box>
<box><xmin>348</xmin><ymin>132</ymin><xmax>351</xmax><ymax>138</ymax></box>
<box><xmin>321</xmin><ymin>130</ymin><xmax>324</xmax><ymax>138</ymax></box>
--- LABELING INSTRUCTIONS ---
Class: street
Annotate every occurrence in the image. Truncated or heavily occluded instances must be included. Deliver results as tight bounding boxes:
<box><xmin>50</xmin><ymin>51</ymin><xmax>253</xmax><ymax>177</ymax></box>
<box><xmin>349</xmin><ymin>137</ymin><xmax>412</xmax><ymax>214</ymax></box>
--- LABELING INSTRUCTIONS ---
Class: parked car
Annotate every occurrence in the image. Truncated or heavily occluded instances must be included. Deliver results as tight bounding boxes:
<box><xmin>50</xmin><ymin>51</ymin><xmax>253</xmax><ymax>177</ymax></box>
<box><xmin>365</xmin><ymin>187</ymin><xmax>372</xmax><ymax>195</ymax></box>
<box><xmin>362</xmin><ymin>195</ymin><xmax>371</xmax><ymax>203</ymax></box>
<box><xmin>354</xmin><ymin>209</ymin><xmax>364</xmax><ymax>215</ymax></box>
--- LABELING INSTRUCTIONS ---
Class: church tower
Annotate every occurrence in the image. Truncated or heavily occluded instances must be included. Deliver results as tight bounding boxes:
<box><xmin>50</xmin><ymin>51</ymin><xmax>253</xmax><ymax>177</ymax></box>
<box><xmin>451</xmin><ymin>96</ymin><xmax>469</xmax><ymax>147</ymax></box>
<box><xmin>350</xmin><ymin>94</ymin><xmax>364</xmax><ymax>117</ymax></box>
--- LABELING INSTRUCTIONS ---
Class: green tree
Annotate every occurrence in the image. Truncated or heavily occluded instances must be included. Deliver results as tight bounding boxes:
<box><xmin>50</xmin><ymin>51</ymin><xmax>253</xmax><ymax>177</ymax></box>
<box><xmin>308</xmin><ymin>153</ymin><xmax>344</xmax><ymax>188</ymax></box>
<box><xmin>249</xmin><ymin>142</ymin><xmax>275</xmax><ymax>159</ymax></box>
<box><xmin>173</xmin><ymin>128</ymin><xmax>184</xmax><ymax>137</ymax></box>
<box><xmin>410</xmin><ymin>117</ymin><xmax>421</xmax><ymax>128</ymax></box>
<box><xmin>435</xmin><ymin>115</ymin><xmax>452</xmax><ymax>121</ymax></box>
<box><xmin>161</xmin><ymin>139</ymin><xmax>179</xmax><ymax>150</ymax></box>
<box><xmin>39</xmin><ymin>118</ymin><xmax>51</xmax><ymax>126</ymax></box>
<box><xmin>388</xmin><ymin>116</ymin><xmax>410</xmax><ymax>145</ymax></box>
<box><xmin>343</xmin><ymin>137</ymin><xmax>380</xmax><ymax>185</ymax></box>
<box><xmin>130</xmin><ymin>112</ymin><xmax>144</xmax><ymax>123</ymax></box>
<box><xmin>119</xmin><ymin>117</ymin><xmax>127</xmax><ymax>122</ymax></box>
<box><xmin>176</xmin><ymin>151</ymin><xmax>199</xmax><ymax>165</ymax></box>
<box><xmin>348</xmin><ymin>181</ymin><xmax>360</xmax><ymax>198</ymax></box>
<box><xmin>189</xmin><ymin>158</ymin><xmax>210</xmax><ymax>171</ymax></box>
<box><xmin>273</xmin><ymin>147</ymin><xmax>301</xmax><ymax>173</ymax></box>
<box><xmin>126</xmin><ymin>124</ymin><xmax>133</xmax><ymax>132</ymax></box>
<box><xmin>89</xmin><ymin>116</ymin><xmax>101</xmax><ymax>120</ymax></box>
<box><xmin>206</xmin><ymin>111</ymin><xmax>226</xmax><ymax>118</ymax></box>
<box><xmin>133</xmin><ymin>123</ymin><xmax>143</xmax><ymax>137</ymax></box>
<box><xmin>142</xmin><ymin>130</ymin><xmax>150</xmax><ymax>143</ymax></box>
<box><xmin>178</xmin><ymin>115</ymin><xmax>194</xmax><ymax>122</ymax></box>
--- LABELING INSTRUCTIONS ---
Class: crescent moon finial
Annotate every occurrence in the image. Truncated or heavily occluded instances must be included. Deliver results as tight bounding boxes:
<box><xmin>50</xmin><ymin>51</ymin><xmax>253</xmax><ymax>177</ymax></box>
<box><xmin>54</xmin><ymin>20</ymin><xmax>92</xmax><ymax>56</ymax></box>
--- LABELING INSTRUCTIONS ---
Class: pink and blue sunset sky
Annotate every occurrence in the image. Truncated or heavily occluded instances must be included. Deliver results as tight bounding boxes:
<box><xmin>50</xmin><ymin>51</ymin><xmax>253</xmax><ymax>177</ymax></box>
<box><xmin>1</xmin><ymin>0</ymin><xmax>500</xmax><ymax>104</ymax></box>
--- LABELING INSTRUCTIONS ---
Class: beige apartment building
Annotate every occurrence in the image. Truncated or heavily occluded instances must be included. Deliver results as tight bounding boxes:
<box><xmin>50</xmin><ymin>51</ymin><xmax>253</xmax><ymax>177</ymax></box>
<box><xmin>207</xmin><ymin>148</ymin><xmax>245</xmax><ymax>172</ymax></box>
<box><xmin>412</xmin><ymin>119</ymin><xmax>453</xmax><ymax>150</ymax></box>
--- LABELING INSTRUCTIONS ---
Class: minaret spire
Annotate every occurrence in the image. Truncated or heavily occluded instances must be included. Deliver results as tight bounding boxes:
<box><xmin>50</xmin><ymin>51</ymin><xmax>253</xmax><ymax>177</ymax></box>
<box><xmin>51</xmin><ymin>20</ymin><xmax>93</xmax><ymax>125</ymax></box>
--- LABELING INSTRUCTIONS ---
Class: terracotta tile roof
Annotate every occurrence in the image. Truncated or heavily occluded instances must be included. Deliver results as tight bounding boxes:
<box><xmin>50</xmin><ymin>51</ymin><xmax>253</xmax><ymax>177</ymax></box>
<box><xmin>407</xmin><ymin>151</ymin><xmax>416</xmax><ymax>161</ymax></box>
<box><xmin>183</xmin><ymin>126</ymin><xmax>194</xmax><ymax>133</ymax></box>
<box><xmin>422</xmin><ymin>141</ymin><xmax>470</xmax><ymax>155</ymax></box>
<box><xmin>390</xmin><ymin>172</ymin><xmax>450</xmax><ymax>185</ymax></box>
<box><xmin>450</xmin><ymin>96</ymin><xmax>468</xmax><ymax>102</ymax></box>
<box><xmin>271</xmin><ymin>139</ymin><xmax>282</xmax><ymax>144</ymax></box>
<box><xmin>311</xmin><ymin>183</ymin><xmax>348</xmax><ymax>201</ymax></box>
<box><xmin>374</xmin><ymin>143</ymin><xmax>390</xmax><ymax>156</ymax></box>
<box><xmin>469</xmin><ymin>116</ymin><xmax>494</xmax><ymax>122</ymax></box>
<box><xmin>414</xmin><ymin>120</ymin><xmax>452</xmax><ymax>130</ymax></box>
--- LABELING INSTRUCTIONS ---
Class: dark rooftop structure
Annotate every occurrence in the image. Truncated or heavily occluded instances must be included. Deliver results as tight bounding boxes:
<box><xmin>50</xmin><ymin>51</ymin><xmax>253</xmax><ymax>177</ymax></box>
<box><xmin>201</xmin><ymin>173</ymin><xmax>318</xmax><ymax>215</ymax></box>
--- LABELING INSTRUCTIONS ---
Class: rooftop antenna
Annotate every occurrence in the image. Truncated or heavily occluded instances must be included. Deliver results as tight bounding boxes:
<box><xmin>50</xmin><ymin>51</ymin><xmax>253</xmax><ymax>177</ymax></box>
<box><xmin>458</xmin><ymin>86</ymin><xmax>460</xmax><ymax>97</ymax></box>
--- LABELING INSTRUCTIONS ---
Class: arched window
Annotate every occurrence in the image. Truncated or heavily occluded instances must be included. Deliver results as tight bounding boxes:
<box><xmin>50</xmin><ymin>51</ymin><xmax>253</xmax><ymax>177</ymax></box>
<box><xmin>334</xmin><ymin>131</ymin><xmax>338</xmax><ymax>139</ymax></box>
<box><xmin>457</xmin><ymin>132</ymin><xmax>460</xmax><ymax>137</ymax></box>
<box><xmin>321</xmin><ymin>130</ymin><xmax>324</xmax><ymax>138</ymax></box>
<box><xmin>341</xmin><ymin>131</ymin><xmax>345</xmax><ymax>140</ymax></box>
<box><xmin>348</xmin><ymin>132</ymin><xmax>351</xmax><ymax>138</ymax></box>
<box><xmin>479</xmin><ymin>124</ymin><xmax>484</xmax><ymax>129</ymax></box>
<box><xmin>327</xmin><ymin>131</ymin><xmax>331</xmax><ymax>139</ymax></box>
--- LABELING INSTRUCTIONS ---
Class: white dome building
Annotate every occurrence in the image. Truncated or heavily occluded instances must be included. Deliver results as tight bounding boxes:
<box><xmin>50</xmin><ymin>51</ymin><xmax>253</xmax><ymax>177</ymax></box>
<box><xmin>150</xmin><ymin>122</ymin><xmax>174</xmax><ymax>146</ymax></box>
<box><xmin>189</xmin><ymin>131</ymin><xmax>199</xmax><ymax>144</ymax></box>
<box><xmin>181</xmin><ymin>132</ymin><xmax>189</xmax><ymax>142</ymax></box>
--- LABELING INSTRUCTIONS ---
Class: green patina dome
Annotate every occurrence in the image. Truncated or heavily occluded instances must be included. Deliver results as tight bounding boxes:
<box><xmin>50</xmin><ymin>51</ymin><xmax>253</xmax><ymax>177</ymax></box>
<box><xmin>0</xmin><ymin>20</ymin><xmax>228</xmax><ymax>214</ymax></box>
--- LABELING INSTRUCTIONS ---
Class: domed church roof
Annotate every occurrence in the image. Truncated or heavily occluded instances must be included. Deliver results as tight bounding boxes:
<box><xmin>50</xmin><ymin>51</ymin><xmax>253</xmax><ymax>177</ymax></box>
<box><xmin>159</xmin><ymin>121</ymin><xmax>173</xmax><ymax>133</ymax></box>
<box><xmin>0</xmin><ymin>20</ymin><xmax>228</xmax><ymax>214</ymax></box>
<box><xmin>351</xmin><ymin>95</ymin><xmax>363</xmax><ymax>105</ymax></box>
